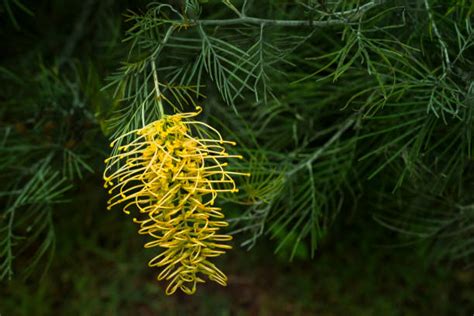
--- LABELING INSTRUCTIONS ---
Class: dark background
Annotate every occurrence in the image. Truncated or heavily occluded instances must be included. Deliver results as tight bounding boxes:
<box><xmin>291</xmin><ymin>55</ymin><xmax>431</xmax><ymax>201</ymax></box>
<box><xmin>1</xmin><ymin>0</ymin><xmax>473</xmax><ymax>315</ymax></box>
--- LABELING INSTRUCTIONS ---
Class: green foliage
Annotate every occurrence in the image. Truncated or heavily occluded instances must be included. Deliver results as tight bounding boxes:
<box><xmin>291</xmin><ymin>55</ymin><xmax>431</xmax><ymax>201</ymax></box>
<box><xmin>0</xmin><ymin>60</ymin><xmax>98</xmax><ymax>279</ymax></box>
<box><xmin>1</xmin><ymin>0</ymin><xmax>474</xmax><ymax>298</ymax></box>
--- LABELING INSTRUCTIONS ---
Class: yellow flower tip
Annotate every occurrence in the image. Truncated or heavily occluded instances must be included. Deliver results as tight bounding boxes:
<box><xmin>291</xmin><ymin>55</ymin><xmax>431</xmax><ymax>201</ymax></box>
<box><xmin>104</xmin><ymin>179</ymin><xmax>114</xmax><ymax>189</ymax></box>
<box><xmin>182</xmin><ymin>287</ymin><xmax>197</xmax><ymax>295</ymax></box>
<box><xmin>109</xmin><ymin>143</ymin><xmax>114</xmax><ymax>148</ymax></box>
<box><xmin>123</xmin><ymin>210</ymin><xmax>130</xmax><ymax>215</ymax></box>
<box><xmin>232</xmin><ymin>189</ymin><xmax>239</xmax><ymax>193</ymax></box>
<box><xmin>236</xmin><ymin>155</ymin><xmax>244</xmax><ymax>159</ymax></box>
<box><xmin>244</xmin><ymin>173</ymin><xmax>251</xmax><ymax>177</ymax></box>
<box><xmin>106</xmin><ymin>206</ymin><xmax>112</xmax><ymax>210</ymax></box>
<box><xmin>228</xmin><ymin>141</ymin><xmax>237</xmax><ymax>146</ymax></box>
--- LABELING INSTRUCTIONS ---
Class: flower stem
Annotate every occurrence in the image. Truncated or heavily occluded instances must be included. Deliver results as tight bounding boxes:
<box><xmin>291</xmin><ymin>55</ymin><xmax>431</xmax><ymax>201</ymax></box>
<box><xmin>151</xmin><ymin>60</ymin><xmax>164</xmax><ymax>118</ymax></box>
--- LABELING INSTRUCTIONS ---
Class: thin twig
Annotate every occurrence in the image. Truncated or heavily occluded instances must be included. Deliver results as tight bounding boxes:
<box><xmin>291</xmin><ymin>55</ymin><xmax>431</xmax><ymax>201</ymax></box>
<box><xmin>151</xmin><ymin>24</ymin><xmax>176</xmax><ymax>58</ymax></box>
<box><xmin>151</xmin><ymin>60</ymin><xmax>164</xmax><ymax>118</ymax></box>
<box><xmin>286</xmin><ymin>117</ymin><xmax>355</xmax><ymax>177</ymax></box>
<box><xmin>196</xmin><ymin>0</ymin><xmax>385</xmax><ymax>27</ymax></box>
<box><xmin>423</xmin><ymin>0</ymin><xmax>451</xmax><ymax>74</ymax></box>
<box><xmin>199</xmin><ymin>16</ymin><xmax>347</xmax><ymax>27</ymax></box>
<box><xmin>150</xmin><ymin>25</ymin><xmax>175</xmax><ymax>119</ymax></box>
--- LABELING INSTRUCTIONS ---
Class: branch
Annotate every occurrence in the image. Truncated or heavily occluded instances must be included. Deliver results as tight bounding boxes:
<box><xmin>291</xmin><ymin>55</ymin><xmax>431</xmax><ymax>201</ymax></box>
<box><xmin>196</xmin><ymin>0</ymin><xmax>386</xmax><ymax>27</ymax></box>
<box><xmin>151</xmin><ymin>60</ymin><xmax>164</xmax><ymax>118</ymax></box>
<box><xmin>423</xmin><ymin>0</ymin><xmax>451</xmax><ymax>74</ymax></box>
<box><xmin>198</xmin><ymin>16</ymin><xmax>346</xmax><ymax>27</ymax></box>
<box><xmin>286</xmin><ymin>117</ymin><xmax>355</xmax><ymax>177</ymax></box>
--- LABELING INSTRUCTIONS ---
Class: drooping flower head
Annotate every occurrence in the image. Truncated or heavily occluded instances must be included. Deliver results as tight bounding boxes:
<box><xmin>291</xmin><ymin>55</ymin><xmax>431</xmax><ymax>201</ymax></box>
<box><xmin>103</xmin><ymin>107</ymin><xmax>249</xmax><ymax>295</ymax></box>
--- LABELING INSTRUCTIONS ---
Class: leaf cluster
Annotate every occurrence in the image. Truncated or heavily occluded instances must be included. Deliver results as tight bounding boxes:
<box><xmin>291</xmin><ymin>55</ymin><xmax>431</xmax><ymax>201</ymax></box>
<box><xmin>100</xmin><ymin>0</ymin><xmax>474</xmax><ymax>263</ymax></box>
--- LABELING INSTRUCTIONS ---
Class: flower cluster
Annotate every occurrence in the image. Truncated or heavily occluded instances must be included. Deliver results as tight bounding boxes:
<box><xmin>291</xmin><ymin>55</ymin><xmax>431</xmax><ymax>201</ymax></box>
<box><xmin>103</xmin><ymin>107</ymin><xmax>248</xmax><ymax>295</ymax></box>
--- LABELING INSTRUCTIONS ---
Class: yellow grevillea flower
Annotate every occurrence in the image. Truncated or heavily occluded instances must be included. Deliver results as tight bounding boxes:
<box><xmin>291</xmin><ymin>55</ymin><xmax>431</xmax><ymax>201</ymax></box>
<box><xmin>103</xmin><ymin>107</ymin><xmax>249</xmax><ymax>295</ymax></box>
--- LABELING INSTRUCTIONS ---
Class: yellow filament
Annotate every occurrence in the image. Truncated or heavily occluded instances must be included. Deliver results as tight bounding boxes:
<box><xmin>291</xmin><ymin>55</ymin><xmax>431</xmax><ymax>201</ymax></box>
<box><xmin>103</xmin><ymin>109</ymin><xmax>249</xmax><ymax>295</ymax></box>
